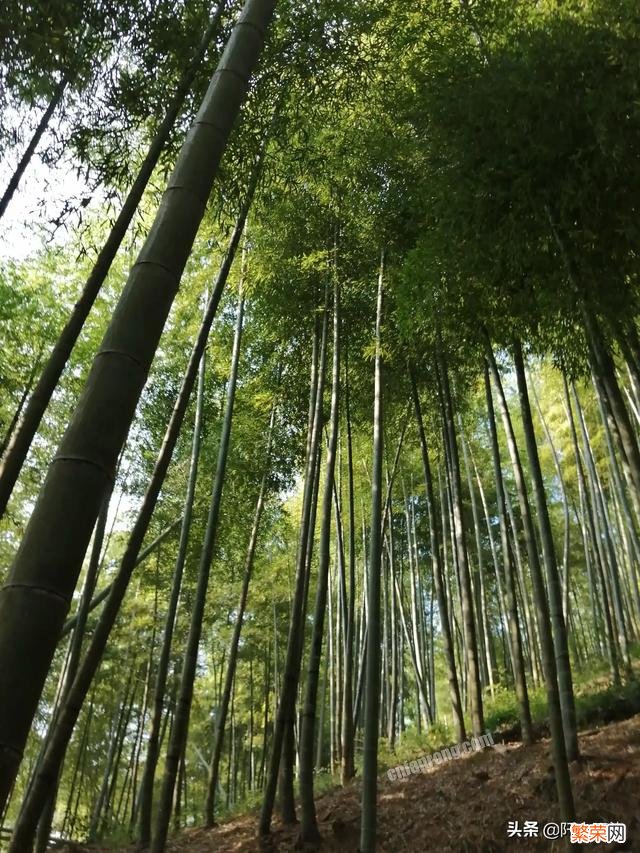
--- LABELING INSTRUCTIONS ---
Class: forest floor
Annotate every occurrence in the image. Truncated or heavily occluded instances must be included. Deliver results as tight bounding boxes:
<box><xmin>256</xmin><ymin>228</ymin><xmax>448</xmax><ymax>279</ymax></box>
<box><xmin>75</xmin><ymin>712</ymin><xmax>640</xmax><ymax>852</ymax></box>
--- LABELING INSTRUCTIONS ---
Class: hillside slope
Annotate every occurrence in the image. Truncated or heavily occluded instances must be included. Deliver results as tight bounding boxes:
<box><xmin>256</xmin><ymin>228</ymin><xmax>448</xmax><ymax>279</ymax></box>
<box><xmin>78</xmin><ymin>713</ymin><xmax>639</xmax><ymax>852</ymax></box>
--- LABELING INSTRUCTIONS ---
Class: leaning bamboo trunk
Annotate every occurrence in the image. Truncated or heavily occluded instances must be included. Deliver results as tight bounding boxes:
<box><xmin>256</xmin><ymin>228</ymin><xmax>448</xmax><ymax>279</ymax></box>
<box><xmin>299</xmin><ymin>283</ymin><xmax>340</xmax><ymax>843</ymax></box>
<box><xmin>32</xmin><ymin>495</ymin><xmax>111</xmax><ymax>851</ymax></box>
<box><xmin>204</xmin><ymin>405</ymin><xmax>276</xmax><ymax>826</ymax></box>
<box><xmin>0</xmin><ymin>346</ymin><xmax>44</xmax><ymax>460</ymax></box>
<box><xmin>0</xmin><ymin>1</ymin><xmax>274</xmax><ymax>808</ymax></box>
<box><xmin>386</xmin><ymin>517</ymin><xmax>399</xmax><ymax>743</ymax></box>
<box><xmin>6</xmin><ymin>182</ymin><xmax>261</xmax><ymax>850</ymax></box>
<box><xmin>562</xmin><ymin>377</ymin><xmax>609</xmax><ymax>665</ymax></box>
<box><xmin>584</xmin><ymin>313</ymin><xmax>640</xmax><ymax>509</ymax></box>
<box><xmin>483</xmin><ymin>363</ymin><xmax>533</xmax><ymax>744</ymax></box>
<box><xmin>136</xmin><ymin>343</ymin><xmax>208</xmax><ymax>846</ymax></box>
<box><xmin>512</xmin><ymin>340</ymin><xmax>578</xmax><ymax>760</ymax></box>
<box><xmin>60</xmin><ymin>696</ymin><xmax>93</xmax><ymax>838</ymax></box>
<box><xmin>279</xmin><ymin>362</ymin><xmax>324</xmax><ymax>823</ymax></box>
<box><xmin>152</xmin><ymin>296</ymin><xmax>245</xmax><ymax>852</ymax></box>
<box><xmin>410</xmin><ymin>369</ymin><xmax>466</xmax><ymax>743</ymax></box>
<box><xmin>486</xmin><ymin>343</ymin><xmax>575</xmax><ymax>821</ymax></box>
<box><xmin>574</xmin><ymin>383</ymin><xmax>629</xmax><ymax>677</ymax></box>
<box><xmin>340</xmin><ymin>341</ymin><xmax>357</xmax><ymax>783</ymax></box>
<box><xmin>276</xmin><ymin>319</ymin><xmax>321</xmax><ymax>822</ymax></box>
<box><xmin>530</xmin><ymin>380</ymin><xmax>571</xmax><ymax>620</ymax></box>
<box><xmin>89</xmin><ymin>672</ymin><xmax>136</xmax><ymax>840</ymax></box>
<box><xmin>359</xmin><ymin>253</ymin><xmax>384</xmax><ymax>853</ymax></box>
<box><xmin>459</xmin><ymin>423</ymin><xmax>494</xmax><ymax>695</ymax></box>
<box><xmin>0</xmin><ymin>2</ymin><xmax>228</xmax><ymax>518</ymax></box>
<box><xmin>59</xmin><ymin>518</ymin><xmax>183</xmax><ymax>639</ymax></box>
<box><xmin>0</xmin><ymin>75</ymin><xmax>69</xmax><ymax>221</ymax></box>
<box><xmin>437</xmin><ymin>355</ymin><xmax>485</xmax><ymax>737</ymax></box>
<box><xmin>259</xmin><ymin>300</ymin><xmax>329</xmax><ymax>836</ymax></box>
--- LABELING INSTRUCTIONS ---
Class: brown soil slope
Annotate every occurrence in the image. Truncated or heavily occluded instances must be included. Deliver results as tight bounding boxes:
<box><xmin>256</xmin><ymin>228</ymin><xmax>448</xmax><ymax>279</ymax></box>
<box><xmin>74</xmin><ymin>713</ymin><xmax>640</xmax><ymax>852</ymax></box>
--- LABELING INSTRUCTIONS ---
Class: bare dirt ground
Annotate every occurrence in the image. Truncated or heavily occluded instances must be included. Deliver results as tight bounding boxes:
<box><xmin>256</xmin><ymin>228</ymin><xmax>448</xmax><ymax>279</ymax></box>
<box><xmin>72</xmin><ymin>713</ymin><xmax>640</xmax><ymax>852</ymax></box>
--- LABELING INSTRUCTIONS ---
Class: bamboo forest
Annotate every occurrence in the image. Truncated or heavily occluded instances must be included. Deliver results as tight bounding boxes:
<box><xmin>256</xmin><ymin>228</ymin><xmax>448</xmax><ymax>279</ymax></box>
<box><xmin>1</xmin><ymin>0</ymin><xmax>640</xmax><ymax>850</ymax></box>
